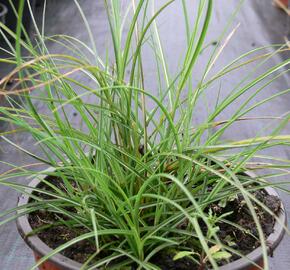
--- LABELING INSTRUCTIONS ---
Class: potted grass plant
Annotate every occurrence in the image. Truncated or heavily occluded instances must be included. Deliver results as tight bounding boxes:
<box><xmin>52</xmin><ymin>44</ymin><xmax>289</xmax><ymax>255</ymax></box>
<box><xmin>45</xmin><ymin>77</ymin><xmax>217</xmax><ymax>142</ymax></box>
<box><xmin>0</xmin><ymin>0</ymin><xmax>289</xmax><ymax>269</ymax></box>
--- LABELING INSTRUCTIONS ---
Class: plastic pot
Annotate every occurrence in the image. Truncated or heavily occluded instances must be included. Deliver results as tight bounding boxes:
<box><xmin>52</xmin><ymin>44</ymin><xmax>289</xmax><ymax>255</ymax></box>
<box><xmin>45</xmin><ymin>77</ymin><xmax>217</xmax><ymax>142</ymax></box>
<box><xmin>280</xmin><ymin>0</ymin><xmax>288</xmax><ymax>7</ymax></box>
<box><xmin>275</xmin><ymin>0</ymin><xmax>289</xmax><ymax>9</ymax></box>
<box><xmin>17</xmin><ymin>171</ymin><xmax>286</xmax><ymax>270</ymax></box>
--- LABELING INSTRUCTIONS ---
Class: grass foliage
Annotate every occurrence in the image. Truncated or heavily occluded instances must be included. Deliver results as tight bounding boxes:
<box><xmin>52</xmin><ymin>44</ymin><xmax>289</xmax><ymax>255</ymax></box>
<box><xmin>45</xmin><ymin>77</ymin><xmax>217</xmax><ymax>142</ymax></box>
<box><xmin>0</xmin><ymin>0</ymin><xmax>290</xmax><ymax>269</ymax></box>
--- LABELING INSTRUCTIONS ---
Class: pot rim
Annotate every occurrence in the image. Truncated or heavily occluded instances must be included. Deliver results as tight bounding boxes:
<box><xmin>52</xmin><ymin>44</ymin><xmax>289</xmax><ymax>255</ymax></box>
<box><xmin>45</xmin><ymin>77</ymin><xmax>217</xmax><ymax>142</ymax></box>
<box><xmin>16</xmin><ymin>169</ymin><xmax>286</xmax><ymax>270</ymax></box>
<box><xmin>219</xmin><ymin>171</ymin><xmax>286</xmax><ymax>270</ymax></box>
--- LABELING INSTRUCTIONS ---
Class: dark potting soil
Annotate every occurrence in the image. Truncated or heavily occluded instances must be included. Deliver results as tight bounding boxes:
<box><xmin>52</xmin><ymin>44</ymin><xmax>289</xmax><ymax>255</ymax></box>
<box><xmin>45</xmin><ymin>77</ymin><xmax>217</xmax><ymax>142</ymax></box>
<box><xmin>28</xmin><ymin>175</ymin><xmax>281</xmax><ymax>269</ymax></box>
<box><xmin>150</xmin><ymin>190</ymin><xmax>281</xmax><ymax>270</ymax></box>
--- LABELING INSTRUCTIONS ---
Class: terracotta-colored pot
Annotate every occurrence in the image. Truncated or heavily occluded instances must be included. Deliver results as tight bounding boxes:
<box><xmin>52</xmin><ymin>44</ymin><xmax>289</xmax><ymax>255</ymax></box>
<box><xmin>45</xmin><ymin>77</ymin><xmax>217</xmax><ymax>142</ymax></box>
<box><xmin>34</xmin><ymin>253</ymin><xmax>65</xmax><ymax>270</ymax></box>
<box><xmin>281</xmin><ymin>0</ymin><xmax>288</xmax><ymax>7</ymax></box>
<box><xmin>17</xmin><ymin>171</ymin><xmax>287</xmax><ymax>270</ymax></box>
<box><xmin>275</xmin><ymin>0</ymin><xmax>289</xmax><ymax>8</ymax></box>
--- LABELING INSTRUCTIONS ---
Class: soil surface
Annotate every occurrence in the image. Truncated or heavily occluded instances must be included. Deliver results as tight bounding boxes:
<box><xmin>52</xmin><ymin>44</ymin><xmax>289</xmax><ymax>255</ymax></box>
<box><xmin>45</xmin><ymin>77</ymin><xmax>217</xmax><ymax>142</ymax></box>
<box><xmin>28</xmin><ymin>176</ymin><xmax>281</xmax><ymax>269</ymax></box>
<box><xmin>28</xmin><ymin>175</ymin><xmax>97</xmax><ymax>263</ymax></box>
<box><xmin>151</xmin><ymin>189</ymin><xmax>281</xmax><ymax>270</ymax></box>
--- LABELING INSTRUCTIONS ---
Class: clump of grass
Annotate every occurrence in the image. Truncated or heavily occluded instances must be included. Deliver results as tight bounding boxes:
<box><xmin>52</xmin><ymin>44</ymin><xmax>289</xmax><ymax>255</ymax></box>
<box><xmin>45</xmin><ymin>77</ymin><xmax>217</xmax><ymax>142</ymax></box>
<box><xmin>0</xmin><ymin>0</ymin><xmax>290</xmax><ymax>269</ymax></box>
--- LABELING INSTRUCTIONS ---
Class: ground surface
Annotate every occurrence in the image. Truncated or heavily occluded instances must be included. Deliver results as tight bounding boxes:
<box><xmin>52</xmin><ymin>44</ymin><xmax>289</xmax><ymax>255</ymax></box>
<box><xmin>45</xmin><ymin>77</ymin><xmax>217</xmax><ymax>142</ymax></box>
<box><xmin>0</xmin><ymin>0</ymin><xmax>290</xmax><ymax>269</ymax></box>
